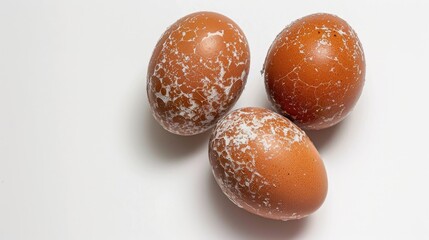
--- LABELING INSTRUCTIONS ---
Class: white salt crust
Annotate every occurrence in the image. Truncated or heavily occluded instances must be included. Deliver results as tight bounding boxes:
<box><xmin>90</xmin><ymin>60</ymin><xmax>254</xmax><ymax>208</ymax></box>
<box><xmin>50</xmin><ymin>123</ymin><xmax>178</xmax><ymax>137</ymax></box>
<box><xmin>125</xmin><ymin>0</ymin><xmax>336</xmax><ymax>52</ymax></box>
<box><xmin>209</xmin><ymin>107</ymin><xmax>310</xmax><ymax>220</ymax></box>
<box><xmin>147</xmin><ymin>13</ymin><xmax>250</xmax><ymax>135</ymax></box>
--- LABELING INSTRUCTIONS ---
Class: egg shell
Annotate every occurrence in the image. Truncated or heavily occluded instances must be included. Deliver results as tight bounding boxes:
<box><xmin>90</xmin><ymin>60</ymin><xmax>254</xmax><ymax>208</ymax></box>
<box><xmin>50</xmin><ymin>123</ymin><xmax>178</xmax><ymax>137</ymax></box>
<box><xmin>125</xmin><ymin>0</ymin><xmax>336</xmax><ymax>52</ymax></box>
<box><xmin>209</xmin><ymin>107</ymin><xmax>328</xmax><ymax>221</ymax></box>
<box><xmin>264</xmin><ymin>13</ymin><xmax>365</xmax><ymax>130</ymax></box>
<box><xmin>147</xmin><ymin>11</ymin><xmax>250</xmax><ymax>136</ymax></box>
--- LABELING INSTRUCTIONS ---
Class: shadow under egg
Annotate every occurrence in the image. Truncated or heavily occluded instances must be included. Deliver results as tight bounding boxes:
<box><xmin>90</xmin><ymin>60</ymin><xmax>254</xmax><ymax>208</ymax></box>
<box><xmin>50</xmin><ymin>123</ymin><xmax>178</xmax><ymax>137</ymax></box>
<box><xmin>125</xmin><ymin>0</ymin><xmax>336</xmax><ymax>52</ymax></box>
<box><xmin>206</xmin><ymin>173</ymin><xmax>310</xmax><ymax>240</ymax></box>
<box><xmin>305</xmin><ymin>119</ymin><xmax>346</xmax><ymax>154</ymax></box>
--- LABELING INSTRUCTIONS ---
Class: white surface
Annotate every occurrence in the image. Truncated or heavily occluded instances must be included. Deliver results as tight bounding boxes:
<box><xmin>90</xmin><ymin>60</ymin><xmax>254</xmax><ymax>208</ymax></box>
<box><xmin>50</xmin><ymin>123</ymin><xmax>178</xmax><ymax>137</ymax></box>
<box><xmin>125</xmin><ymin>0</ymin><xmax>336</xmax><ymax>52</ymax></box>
<box><xmin>1</xmin><ymin>0</ymin><xmax>428</xmax><ymax>239</ymax></box>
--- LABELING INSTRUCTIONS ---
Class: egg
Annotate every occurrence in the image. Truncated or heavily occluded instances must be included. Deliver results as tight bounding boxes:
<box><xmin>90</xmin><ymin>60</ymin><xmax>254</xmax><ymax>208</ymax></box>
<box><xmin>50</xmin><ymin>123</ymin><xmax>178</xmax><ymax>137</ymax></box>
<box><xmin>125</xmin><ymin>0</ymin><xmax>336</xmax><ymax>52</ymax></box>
<box><xmin>209</xmin><ymin>107</ymin><xmax>328</xmax><ymax>221</ymax></box>
<box><xmin>263</xmin><ymin>13</ymin><xmax>365</xmax><ymax>130</ymax></box>
<box><xmin>147</xmin><ymin>11</ymin><xmax>250</xmax><ymax>136</ymax></box>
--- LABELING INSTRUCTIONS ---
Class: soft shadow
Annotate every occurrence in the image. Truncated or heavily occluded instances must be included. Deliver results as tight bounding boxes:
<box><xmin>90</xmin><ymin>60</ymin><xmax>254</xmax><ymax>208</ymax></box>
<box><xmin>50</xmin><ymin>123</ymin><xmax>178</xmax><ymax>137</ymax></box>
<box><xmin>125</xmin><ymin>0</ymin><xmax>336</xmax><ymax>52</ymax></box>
<box><xmin>260</xmin><ymin>94</ymin><xmax>274</xmax><ymax>110</ymax></box>
<box><xmin>141</xmin><ymin>107</ymin><xmax>210</xmax><ymax>161</ymax></box>
<box><xmin>305</xmin><ymin>120</ymin><xmax>346</xmax><ymax>153</ymax></box>
<box><xmin>207</xmin><ymin>174</ymin><xmax>309</xmax><ymax>240</ymax></box>
<box><xmin>256</xmin><ymin>75</ymin><xmax>274</xmax><ymax>111</ymax></box>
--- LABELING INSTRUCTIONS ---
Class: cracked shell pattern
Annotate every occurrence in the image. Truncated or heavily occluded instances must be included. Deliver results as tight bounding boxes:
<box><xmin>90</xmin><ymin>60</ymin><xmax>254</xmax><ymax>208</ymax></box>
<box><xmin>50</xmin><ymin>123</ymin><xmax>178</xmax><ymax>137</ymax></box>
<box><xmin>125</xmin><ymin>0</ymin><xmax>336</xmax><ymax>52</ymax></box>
<box><xmin>209</xmin><ymin>107</ymin><xmax>328</xmax><ymax>221</ymax></box>
<box><xmin>264</xmin><ymin>13</ymin><xmax>365</xmax><ymax>130</ymax></box>
<box><xmin>147</xmin><ymin>12</ymin><xmax>250</xmax><ymax>136</ymax></box>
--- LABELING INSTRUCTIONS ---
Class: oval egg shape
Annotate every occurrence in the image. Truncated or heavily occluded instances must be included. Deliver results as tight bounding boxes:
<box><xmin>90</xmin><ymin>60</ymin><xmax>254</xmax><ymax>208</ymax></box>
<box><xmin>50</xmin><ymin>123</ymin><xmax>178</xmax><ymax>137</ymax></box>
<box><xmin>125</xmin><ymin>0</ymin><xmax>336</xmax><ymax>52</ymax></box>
<box><xmin>264</xmin><ymin>13</ymin><xmax>365</xmax><ymax>130</ymax></box>
<box><xmin>209</xmin><ymin>107</ymin><xmax>328</xmax><ymax>221</ymax></box>
<box><xmin>147</xmin><ymin>11</ymin><xmax>250</xmax><ymax>135</ymax></box>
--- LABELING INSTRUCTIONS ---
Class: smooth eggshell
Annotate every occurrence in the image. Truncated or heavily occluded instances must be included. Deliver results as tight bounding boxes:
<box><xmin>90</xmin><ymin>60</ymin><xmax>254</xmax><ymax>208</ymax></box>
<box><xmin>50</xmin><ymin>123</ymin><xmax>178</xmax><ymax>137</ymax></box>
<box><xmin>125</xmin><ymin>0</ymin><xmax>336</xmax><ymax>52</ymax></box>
<box><xmin>209</xmin><ymin>107</ymin><xmax>328</xmax><ymax>221</ymax></box>
<box><xmin>264</xmin><ymin>13</ymin><xmax>365</xmax><ymax>130</ymax></box>
<box><xmin>147</xmin><ymin>11</ymin><xmax>250</xmax><ymax>136</ymax></box>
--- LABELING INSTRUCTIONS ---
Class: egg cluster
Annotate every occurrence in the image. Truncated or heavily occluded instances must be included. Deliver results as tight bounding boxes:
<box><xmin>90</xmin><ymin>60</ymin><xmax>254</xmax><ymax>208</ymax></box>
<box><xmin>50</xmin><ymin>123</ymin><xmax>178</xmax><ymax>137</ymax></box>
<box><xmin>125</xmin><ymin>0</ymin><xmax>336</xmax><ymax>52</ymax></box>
<box><xmin>147</xmin><ymin>12</ymin><xmax>365</xmax><ymax>221</ymax></box>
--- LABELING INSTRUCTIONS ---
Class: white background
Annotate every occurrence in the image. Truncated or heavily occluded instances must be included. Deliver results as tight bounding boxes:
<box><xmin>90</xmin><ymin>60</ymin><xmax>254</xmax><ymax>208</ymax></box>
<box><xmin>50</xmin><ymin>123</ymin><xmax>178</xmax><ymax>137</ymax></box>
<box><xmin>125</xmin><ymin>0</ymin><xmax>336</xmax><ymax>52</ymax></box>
<box><xmin>1</xmin><ymin>0</ymin><xmax>428</xmax><ymax>239</ymax></box>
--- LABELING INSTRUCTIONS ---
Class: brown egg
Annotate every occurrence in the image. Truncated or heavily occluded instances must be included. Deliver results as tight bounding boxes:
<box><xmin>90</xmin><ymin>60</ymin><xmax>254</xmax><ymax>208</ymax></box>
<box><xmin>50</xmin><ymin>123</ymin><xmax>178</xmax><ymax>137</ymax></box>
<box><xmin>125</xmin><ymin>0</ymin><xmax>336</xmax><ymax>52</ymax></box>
<box><xmin>147</xmin><ymin>12</ymin><xmax>250</xmax><ymax>136</ymax></box>
<box><xmin>264</xmin><ymin>13</ymin><xmax>365</xmax><ymax>130</ymax></box>
<box><xmin>209</xmin><ymin>107</ymin><xmax>328</xmax><ymax>221</ymax></box>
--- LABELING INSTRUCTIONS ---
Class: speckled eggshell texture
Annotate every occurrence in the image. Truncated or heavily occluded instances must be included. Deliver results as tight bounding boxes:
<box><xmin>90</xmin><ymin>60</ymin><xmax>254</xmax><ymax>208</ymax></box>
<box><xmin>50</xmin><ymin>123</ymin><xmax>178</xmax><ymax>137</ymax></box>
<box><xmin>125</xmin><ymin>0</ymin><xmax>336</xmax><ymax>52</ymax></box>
<box><xmin>147</xmin><ymin>11</ymin><xmax>250</xmax><ymax>136</ymax></box>
<box><xmin>209</xmin><ymin>107</ymin><xmax>328</xmax><ymax>221</ymax></box>
<box><xmin>264</xmin><ymin>13</ymin><xmax>365</xmax><ymax>130</ymax></box>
